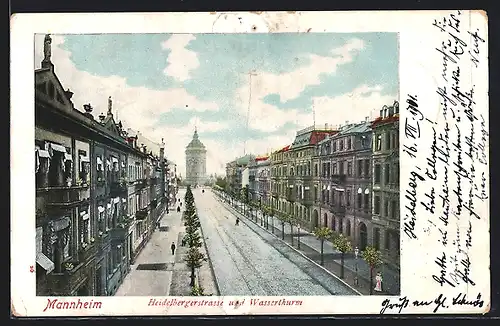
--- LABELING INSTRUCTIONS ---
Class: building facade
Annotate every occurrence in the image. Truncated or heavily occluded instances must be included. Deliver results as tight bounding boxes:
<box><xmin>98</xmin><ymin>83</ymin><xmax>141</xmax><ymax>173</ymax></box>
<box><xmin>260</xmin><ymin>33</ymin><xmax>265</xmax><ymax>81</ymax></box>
<box><xmin>287</xmin><ymin>125</ymin><xmax>336</xmax><ymax>231</ymax></box>
<box><xmin>185</xmin><ymin>128</ymin><xmax>207</xmax><ymax>186</ymax></box>
<box><xmin>269</xmin><ymin>145</ymin><xmax>290</xmax><ymax>215</ymax></box>
<box><xmin>315</xmin><ymin>121</ymin><xmax>373</xmax><ymax>249</ymax></box>
<box><xmin>166</xmin><ymin>160</ymin><xmax>178</xmax><ymax>206</ymax></box>
<box><xmin>255</xmin><ymin>156</ymin><xmax>271</xmax><ymax>207</ymax></box>
<box><xmin>225</xmin><ymin>154</ymin><xmax>255</xmax><ymax>196</ymax></box>
<box><xmin>371</xmin><ymin>101</ymin><xmax>400</xmax><ymax>270</ymax></box>
<box><xmin>35</xmin><ymin>35</ymin><xmax>168</xmax><ymax>296</ymax></box>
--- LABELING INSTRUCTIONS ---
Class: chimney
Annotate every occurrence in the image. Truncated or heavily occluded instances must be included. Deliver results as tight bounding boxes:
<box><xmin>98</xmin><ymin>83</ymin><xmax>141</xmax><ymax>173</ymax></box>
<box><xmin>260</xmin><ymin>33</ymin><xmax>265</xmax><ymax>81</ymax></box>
<box><xmin>324</xmin><ymin>123</ymin><xmax>328</xmax><ymax>130</ymax></box>
<box><xmin>365</xmin><ymin>116</ymin><xmax>369</xmax><ymax>122</ymax></box>
<box><xmin>98</xmin><ymin>113</ymin><xmax>105</xmax><ymax>122</ymax></box>
<box><xmin>107</xmin><ymin>96</ymin><xmax>113</xmax><ymax>116</ymax></box>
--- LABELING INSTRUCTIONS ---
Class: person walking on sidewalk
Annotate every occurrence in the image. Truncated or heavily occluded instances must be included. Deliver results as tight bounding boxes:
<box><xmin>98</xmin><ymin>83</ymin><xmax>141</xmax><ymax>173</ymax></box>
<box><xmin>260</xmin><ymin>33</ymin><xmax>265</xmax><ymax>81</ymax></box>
<box><xmin>171</xmin><ymin>242</ymin><xmax>176</xmax><ymax>255</ymax></box>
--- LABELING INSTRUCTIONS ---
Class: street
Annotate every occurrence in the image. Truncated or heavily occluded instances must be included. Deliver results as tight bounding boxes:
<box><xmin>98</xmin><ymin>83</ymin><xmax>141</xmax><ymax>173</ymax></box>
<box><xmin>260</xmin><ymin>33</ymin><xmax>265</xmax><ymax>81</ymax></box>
<box><xmin>194</xmin><ymin>188</ymin><xmax>358</xmax><ymax>296</ymax></box>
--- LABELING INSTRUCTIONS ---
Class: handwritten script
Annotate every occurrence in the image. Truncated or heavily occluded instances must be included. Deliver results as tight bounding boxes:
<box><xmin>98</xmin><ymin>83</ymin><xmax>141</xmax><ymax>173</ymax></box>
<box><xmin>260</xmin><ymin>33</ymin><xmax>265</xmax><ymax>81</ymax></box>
<box><xmin>400</xmin><ymin>10</ymin><xmax>488</xmax><ymax>313</ymax></box>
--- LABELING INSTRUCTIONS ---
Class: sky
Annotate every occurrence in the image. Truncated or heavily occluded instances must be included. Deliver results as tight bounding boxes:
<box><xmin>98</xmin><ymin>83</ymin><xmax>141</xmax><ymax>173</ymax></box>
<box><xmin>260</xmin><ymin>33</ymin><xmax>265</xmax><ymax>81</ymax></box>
<box><xmin>34</xmin><ymin>33</ymin><xmax>399</xmax><ymax>177</ymax></box>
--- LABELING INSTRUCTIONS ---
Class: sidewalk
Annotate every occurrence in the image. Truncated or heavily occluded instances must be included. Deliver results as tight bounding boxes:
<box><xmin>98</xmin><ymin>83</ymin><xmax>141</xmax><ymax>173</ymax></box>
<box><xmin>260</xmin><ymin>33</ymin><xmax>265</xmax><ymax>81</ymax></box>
<box><xmin>115</xmin><ymin>208</ymin><xmax>183</xmax><ymax>296</ymax></box>
<box><xmin>215</xmin><ymin>192</ymin><xmax>400</xmax><ymax>295</ymax></box>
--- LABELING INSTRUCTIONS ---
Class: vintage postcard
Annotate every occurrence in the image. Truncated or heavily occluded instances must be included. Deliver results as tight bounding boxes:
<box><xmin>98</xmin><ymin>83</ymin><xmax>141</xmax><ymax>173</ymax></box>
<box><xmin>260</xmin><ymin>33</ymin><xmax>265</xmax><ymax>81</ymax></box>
<box><xmin>10</xmin><ymin>11</ymin><xmax>489</xmax><ymax>316</ymax></box>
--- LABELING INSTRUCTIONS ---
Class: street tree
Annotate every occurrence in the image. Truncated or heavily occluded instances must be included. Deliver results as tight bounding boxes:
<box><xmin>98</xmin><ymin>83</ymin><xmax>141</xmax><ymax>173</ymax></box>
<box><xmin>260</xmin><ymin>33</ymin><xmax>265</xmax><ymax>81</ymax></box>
<box><xmin>265</xmin><ymin>206</ymin><xmax>275</xmax><ymax>234</ymax></box>
<box><xmin>313</xmin><ymin>227</ymin><xmax>333</xmax><ymax>266</ymax></box>
<box><xmin>362</xmin><ymin>246</ymin><xmax>383</xmax><ymax>295</ymax></box>
<box><xmin>184</xmin><ymin>246</ymin><xmax>207</xmax><ymax>287</ymax></box>
<box><xmin>281</xmin><ymin>213</ymin><xmax>296</xmax><ymax>246</ymax></box>
<box><xmin>331</xmin><ymin>232</ymin><xmax>352</xmax><ymax>279</ymax></box>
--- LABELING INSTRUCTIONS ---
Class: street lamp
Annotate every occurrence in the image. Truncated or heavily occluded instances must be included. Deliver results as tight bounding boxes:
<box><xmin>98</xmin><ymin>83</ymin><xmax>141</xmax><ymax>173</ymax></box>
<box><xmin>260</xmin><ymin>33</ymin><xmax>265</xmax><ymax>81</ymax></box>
<box><xmin>354</xmin><ymin>246</ymin><xmax>360</xmax><ymax>286</ymax></box>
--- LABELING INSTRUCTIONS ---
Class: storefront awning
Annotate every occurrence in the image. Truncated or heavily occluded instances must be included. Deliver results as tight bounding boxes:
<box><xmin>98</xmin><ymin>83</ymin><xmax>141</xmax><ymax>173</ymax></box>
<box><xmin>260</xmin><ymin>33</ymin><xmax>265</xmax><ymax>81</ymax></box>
<box><xmin>98</xmin><ymin>206</ymin><xmax>105</xmax><ymax>213</ymax></box>
<box><xmin>97</xmin><ymin>157</ymin><xmax>103</xmax><ymax>165</ymax></box>
<box><xmin>50</xmin><ymin>143</ymin><xmax>67</xmax><ymax>153</ymax></box>
<box><xmin>82</xmin><ymin>213</ymin><xmax>90</xmax><ymax>220</ymax></box>
<box><xmin>335</xmin><ymin>188</ymin><xmax>345</xmax><ymax>192</ymax></box>
<box><xmin>80</xmin><ymin>155</ymin><xmax>90</xmax><ymax>163</ymax></box>
<box><xmin>37</xmin><ymin>252</ymin><xmax>55</xmax><ymax>274</ymax></box>
<box><xmin>121</xmin><ymin>161</ymin><xmax>125</xmax><ymax>168</ymax></box>
<box><xmin>37</xmin><ymin>149</ymin><xmax>51</xmax><ymax>158</ymax></box>
<box><xmin>112</xmin><ymin>157</ymin><xmax>118</xmax><ymax>163</ymax></box>
<box><xmin>122</xmin><ymin>198</ymin><xmax>127</xmax><ymax>203</ymax></box>
<box><xmin>113</xmin><ymin>197</ymin><xmax>120</xmax><ymax>204</ymax></box>
<box><xmin>364</xmin><ymin>188</ymin><xmax>370</xmax><ymax>194</ymax></box>
<box><xmin>64</xmin><ymin>153</ymin><xmax>72</xmax><ymax>161</ymax></box>
<box><xmin>107</xmin><ymin>203</ymin><xmax>112</xmax><ymax>209</ymax></box>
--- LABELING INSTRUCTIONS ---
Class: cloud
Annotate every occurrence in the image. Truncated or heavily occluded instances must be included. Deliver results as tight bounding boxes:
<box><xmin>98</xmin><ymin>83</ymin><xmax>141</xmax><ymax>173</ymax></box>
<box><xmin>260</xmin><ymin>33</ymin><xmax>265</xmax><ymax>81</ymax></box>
<box><xmin>34</xmin><ymin>34</ymin><xmax>220</xmax><ymax>175</ymax></box>
<box><xmin>311</xmin><ymin>84</ymin><xmax>397</xmax><ymax>127</ymax></box>
<box><xmin>234</xmin><ymin>38</ymin><xmax>366</xmax><ymax>132</ymax></box>
<box><xmin>161</xmin><ymin>34</ymin><xmax>199</xmax><ymax>82</ymax></box>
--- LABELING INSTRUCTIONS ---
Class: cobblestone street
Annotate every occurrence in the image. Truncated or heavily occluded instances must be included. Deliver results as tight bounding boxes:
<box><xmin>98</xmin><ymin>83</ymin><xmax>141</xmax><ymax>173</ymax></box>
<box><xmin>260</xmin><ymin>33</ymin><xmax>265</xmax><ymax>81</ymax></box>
<box><xmin>195</xmin><ymin>189</ymin><xmax>359</xmax><ymax>296</ymax></box>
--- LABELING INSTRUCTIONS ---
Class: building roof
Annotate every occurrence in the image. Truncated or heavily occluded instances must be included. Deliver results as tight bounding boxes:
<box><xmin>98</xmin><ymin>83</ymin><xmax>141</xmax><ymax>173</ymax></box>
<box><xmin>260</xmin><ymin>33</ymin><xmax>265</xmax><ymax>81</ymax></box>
<box><xmin>339</xmin><ymin>121</ymin><xmax>372</xmax><ymax>135</ymax></box>
<box><xmin>255</xmin><ymin>156</ymin><xmax>269</xmax><ymax>161</ymax></box>
<box><xmin>186</xmin><ymin>129</ymin><xmax>206</xmax><ymax>149</ymax></box>
<box><xmin>290</xmin><ymin>130</ymin><xmax>337</xmax><ymax>149</ymax></box>
<box><xmin>235</xmin><ymin>154</ymin><xmax>256</xmax><ymax>165</ymax></box>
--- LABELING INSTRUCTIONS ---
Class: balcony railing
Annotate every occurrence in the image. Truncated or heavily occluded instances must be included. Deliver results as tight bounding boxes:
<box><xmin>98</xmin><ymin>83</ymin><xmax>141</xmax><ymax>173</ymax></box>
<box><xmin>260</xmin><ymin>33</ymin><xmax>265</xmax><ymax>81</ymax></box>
<box><xmin>330</xmin><ymin>204</ymin><xmax>346</xmax><ymax>216</ymax></box>
<box><xmin>135</xmin><ymin>208</ymin><xmax>148</xmax><ymax>220</ymax></box>
<box><xmin>299</xmin><ymin>196</ymin><xmax>314</xmax><ymax>206</ymax></box>
<box><xmin>78</xmin><ymin>242</ymin><xmax>98</xmax><ymax>263</ymax></box>
<box><xmin>47</xmin><ymin>261</ymin><xmax>87</xmax><ymax>295</ymax></box>
<box><xmin>110</xmin><ymin>181</ymin><xmax>127</xmax><ymax>197</ymax></box>
<box><xmin>42</xmin><ymin>185</ymin><xmax>90</xmax><ymax>206</ymax></box>
<box><xmin>331</xmin><ymin>174</ymin><xmax>347</xmax><ymax>184</ymax></box>
<box><xmin>135</xmin><ymin>179</ymin><xmax>147</xmax><ymax>190</ymax></box>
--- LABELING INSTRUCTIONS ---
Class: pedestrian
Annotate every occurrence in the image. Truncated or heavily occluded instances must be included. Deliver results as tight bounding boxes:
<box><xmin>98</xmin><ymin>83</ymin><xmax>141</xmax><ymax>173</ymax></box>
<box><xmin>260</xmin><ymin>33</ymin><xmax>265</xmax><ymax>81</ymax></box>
<box><xmin>235</xmin><ymin>218</ymin><xmax>240</xmax><ymax>226</ymax></box>
<box><xmin>177</xmin><ymin>206</ymin><xmax>180</xmax><ymax>212</ymax></box>
<box><xmin>180</xmin><ymin>202</ymin><xmax>182</xmax><ymax>207</ymax></box>
<box><xmin>171</xmin><ymin>242</ymin><xmax>176</xmax><ymax>255</ymax></box>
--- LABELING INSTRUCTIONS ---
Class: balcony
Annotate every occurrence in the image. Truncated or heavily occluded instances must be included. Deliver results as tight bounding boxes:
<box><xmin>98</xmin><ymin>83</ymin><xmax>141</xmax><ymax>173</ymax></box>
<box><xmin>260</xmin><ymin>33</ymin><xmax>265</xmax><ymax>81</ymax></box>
<box><xmin>135</xmin><ymin>179</ymin><xmax>147</xmax><ymax>190</ymax></box>
<box><xmin>330</xmin><ymin>204</ymin><xmax>346</xmax><ymax>216</ymax></box>
<box><xmin>331</xmin><ymin>174</ymin><xmax>347</xmax><ymax>184</ymax></box>
<box><xmin>110</xmin><ymin>181</ymin><xmax>127</xmax><ymax>197</ymax></box>
<box><xmin>286</xmin><ymin>190</ymin><xmax>297</xmax><ymax>202</ymax></box>
<box><xmin>47</xmin><ymin>261</ymin><xmax>87</xmax><ymax>295</ymax></box>
<box><xmin>42</xmin><ymin>185</ymin><xmax>90</xmax><ymax>207</ymax></box>
<box><xmin>78</xmin><ymin>242</ymin><xmax>98</xmax><ymax>263</ymax></box>
<box><xmin>135</xmin><ymin>208</ymin><xmax>148</xmax><ymax>220</ymax></box>
<box><xmin>299</xmin><ymin>196</ymin><xmax>314</xmax><ymax>207</ymax></box>
<box><xmin>302</xmin><ymin>175</ymin><xmax>313</xmax><ymax>181</ymax></box>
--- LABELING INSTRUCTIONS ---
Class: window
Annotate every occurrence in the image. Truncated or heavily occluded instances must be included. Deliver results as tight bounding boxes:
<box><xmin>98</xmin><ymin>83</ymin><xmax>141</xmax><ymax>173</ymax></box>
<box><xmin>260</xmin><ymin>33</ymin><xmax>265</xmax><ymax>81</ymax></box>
<box><xmin>385</xmin><ymin>230</ymin><xmax>391</xmax><ymax>250</ymax></box>
<box><xmin>346</xmin><ymin>190</ymin><xmax>351</xmax><ymax>206</ymax></box>
<box><xmin>357</xmin><ymin>160</ymin><xmax>363</xmax><ymax>177</ymax></box>
<box><xmin>107</xmin><ymin>204</ymin><xmax>112</xmax><ymax>231</ymax></box>
<box><xmin>391</xmin><ymin>200</ymin><xmax>398</xmax><ymax>219</ymax></box>
<box><xmin>339</xmin><ymin>161</ymin><xmax>344</xmax><ymax>175</ymax></box>
<box><xmin>79</xmin><ymin>209</ymin><xmax>90</xmax><ymax>245</ymax></box>
<box><xmin>107</xmin><ymin>253</ymin><xmax>113</xmax><ymax>275</ymax></box>
<box><xmin>384</xmin><ymin>164</ymin><xmax>390</xmax><ymax>185</ymax></box>
<box><xmin>364</xmin><ymin>160</ymin><xmax>370</xmax><ymax>178</ymax></box>
<box><xmin>374</xmin><ymin>195</ymin><xmax>381</xmax><ymax>214</ymax></box>
<box><xmin>384</xmin><ymin>200</ymin><xmax>389</xmax><ymax>217</ymax></box>
<box><xmin>374</xmin><ymin>164</ymin><xmax>381</xmax><ymax>184</ymax></box>
<box><xmin>332</xmin><ymin>141</ymin><xmax>336</xmax><ymax>152</ymax></box>
<box><xmin>346</xmin><ymin>220</ymin><xmax>351</xmax><ymax>236</ymax></box>
<box><xmin>347</xmin><ymin>162</ymin><xmax>352</xmax><ymax>176</ymax></box>
<box><xmin>327</xmin><ymin>162</ymin><xmax>331</xmax><ymax>177</ymax></box>
<box><xmin>393</xmin><ymin>163</ymin><xmax>399</xmax><ymax>185</ymax></box>
<box><xmin>332</xmin><ymin>163</ymin><xmax>337</xmax><ymax>175</ymax></box>
<box><xmin>364</xmin><ymin>192</ymin><xmax>369</xmax><ymax>210</ymax></box>
<box><xmin>357</xmin><ymin>193</ymin><xmax>362</xmax><ymax>209</ymax></box>
<box><xmin>98</xmin><ymin>208</ymin><xmax>105</xmax><ymax>233</ymax></box>
<box><xmin>376</xmin><ymin>134</ymin><xmax>382</xmax><ymax>151</ymax></box>
<box><xmin>339</xmin><ymin>139</ymin><xmax>344</xmax><ymax>150</ymax></box>
<box><xmin>374</xmin><ymin>228</ymin><xmax>381</xmax><ymax>250</ymax></box>
<box><xmin>385</xmin><ymin>132</ymin><xmax>391</xmax><ymax>150</ymax></box>
<box><xmin>96</xmin><ymin>155</ymin><xmax>104</xmax><ymax>181</ymax></box>
<box><xmin>361</xmin><ymin>136</ymin><xmax>367</xmax><ymax>148</ymax></box>
<box><xmin>347</xmin><ymin>137</ymin><xmax>351</xmax><ymax>149</ymax></box>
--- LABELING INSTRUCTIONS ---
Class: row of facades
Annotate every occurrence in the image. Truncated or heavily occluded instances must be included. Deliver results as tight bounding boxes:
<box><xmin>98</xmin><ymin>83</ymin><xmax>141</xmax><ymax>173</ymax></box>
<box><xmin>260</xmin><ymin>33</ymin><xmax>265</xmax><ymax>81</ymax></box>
<box><xmin>226</xmin><ymin>101</ymin><xmax>400</xmax><ymax>270</ymax></box>
<box><xmin>35</xmin><ymin>35</ymin><xmax>179</xmax><ymax>296</ymax></box>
